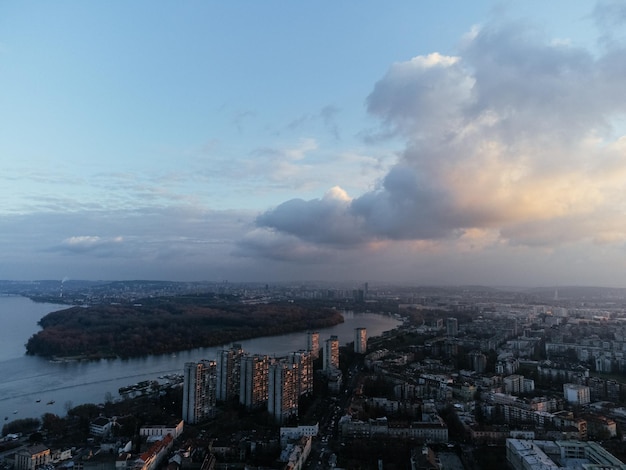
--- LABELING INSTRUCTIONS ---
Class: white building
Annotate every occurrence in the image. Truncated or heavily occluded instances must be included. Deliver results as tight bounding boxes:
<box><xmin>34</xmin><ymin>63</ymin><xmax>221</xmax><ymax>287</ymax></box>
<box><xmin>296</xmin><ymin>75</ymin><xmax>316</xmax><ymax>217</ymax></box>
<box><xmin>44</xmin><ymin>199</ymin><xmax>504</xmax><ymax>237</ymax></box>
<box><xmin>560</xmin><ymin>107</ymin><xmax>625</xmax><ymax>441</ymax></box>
<box><xmin>563</xmin><ymin>383</ymin><xmax>591</xmax><ymax>405</ymax></box>
<box><xmin>15</xmin><ymin>445</ymin><xmax>51</xmax><ymax>470</ymax></box>
<box><xmin>506</xmin><ymin>439</ymin><xmax>626</xmax><ymax>470</ymax></box>
<box><xmin>140</xmin><ymin>421</ymin><xmax>184</xmax><ymax>439</ymax></box>
<box><xmin>280</xmin><ymin>424</ymin><xmax>319</xmax><ymax>445</ymax></box>
<box><xmin>89</xmin><ymin>416</ymin><xmax>113</xmax><ymax>437</ymax></box>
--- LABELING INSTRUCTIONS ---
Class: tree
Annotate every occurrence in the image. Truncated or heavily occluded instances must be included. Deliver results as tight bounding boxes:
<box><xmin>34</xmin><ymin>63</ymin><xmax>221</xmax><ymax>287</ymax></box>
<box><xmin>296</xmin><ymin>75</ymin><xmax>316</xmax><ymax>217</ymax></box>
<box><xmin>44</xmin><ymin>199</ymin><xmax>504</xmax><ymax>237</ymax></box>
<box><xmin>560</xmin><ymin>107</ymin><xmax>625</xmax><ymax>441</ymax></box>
<box><xmin>28</xmin><ymin>432</ymin><xmax>43</xmax><ymax>444</ymax></box>
<box><xmin>2</xmin><ymin>418</ymin><xmax>40</xmax><ymax>437</ymax></box>
<box><xmin>41</xmin><ymin>413</ymin><xmax>66</xmax><ymax>439</ymax></box>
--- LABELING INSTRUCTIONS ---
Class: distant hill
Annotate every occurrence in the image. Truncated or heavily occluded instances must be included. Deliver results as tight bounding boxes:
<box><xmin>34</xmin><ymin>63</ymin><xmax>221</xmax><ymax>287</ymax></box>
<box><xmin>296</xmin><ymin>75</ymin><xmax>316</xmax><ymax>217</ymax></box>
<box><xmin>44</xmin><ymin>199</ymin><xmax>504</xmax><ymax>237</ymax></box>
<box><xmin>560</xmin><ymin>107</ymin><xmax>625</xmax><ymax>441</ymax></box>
<box><xmin>524</xmin><ymin>286</ymin><xmax>626</xmax><ymax>301</ymax></box>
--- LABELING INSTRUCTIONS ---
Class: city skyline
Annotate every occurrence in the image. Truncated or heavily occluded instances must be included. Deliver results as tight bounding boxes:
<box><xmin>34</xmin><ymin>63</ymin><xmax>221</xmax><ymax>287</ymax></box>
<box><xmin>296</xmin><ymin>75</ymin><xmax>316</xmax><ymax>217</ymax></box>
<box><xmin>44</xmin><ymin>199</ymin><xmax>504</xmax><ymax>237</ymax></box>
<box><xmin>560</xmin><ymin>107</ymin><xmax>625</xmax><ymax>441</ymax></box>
<box><xmin>2</xmin><ymin>1</ymin><xmax>626</xmax><ymax>287</ymax></box>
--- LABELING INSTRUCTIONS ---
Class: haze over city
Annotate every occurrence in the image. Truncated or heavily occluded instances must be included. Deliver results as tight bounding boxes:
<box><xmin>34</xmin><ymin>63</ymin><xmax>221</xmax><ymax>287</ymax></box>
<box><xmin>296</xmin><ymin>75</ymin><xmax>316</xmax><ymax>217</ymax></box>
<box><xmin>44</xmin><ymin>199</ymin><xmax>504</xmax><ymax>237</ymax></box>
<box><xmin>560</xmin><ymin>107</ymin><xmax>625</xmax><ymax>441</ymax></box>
<box><xmin>2</xmin><ymin>1</ymin><xmax>626</xmax><ymax>286</ymax></box>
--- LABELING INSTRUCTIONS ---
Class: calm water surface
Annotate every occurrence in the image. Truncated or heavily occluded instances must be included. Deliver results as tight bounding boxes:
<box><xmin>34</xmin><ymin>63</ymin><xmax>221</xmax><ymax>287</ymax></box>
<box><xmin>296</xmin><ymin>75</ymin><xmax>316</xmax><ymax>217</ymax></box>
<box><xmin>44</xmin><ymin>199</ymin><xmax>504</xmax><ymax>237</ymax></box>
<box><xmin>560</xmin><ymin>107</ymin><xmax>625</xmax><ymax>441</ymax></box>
<box><xmin>0</xmin><ymin>296</ymin><xmax>401</xmax><ymax>420</ymax></box>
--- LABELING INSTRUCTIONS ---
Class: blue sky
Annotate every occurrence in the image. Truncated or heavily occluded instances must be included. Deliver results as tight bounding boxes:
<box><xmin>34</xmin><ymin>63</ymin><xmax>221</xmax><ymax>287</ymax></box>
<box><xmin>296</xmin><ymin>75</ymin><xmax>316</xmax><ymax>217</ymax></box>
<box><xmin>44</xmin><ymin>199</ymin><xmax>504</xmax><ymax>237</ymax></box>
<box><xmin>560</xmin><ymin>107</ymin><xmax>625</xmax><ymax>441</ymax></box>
<box><xmin>2</xmin><ymin>1</ymin><xmax>626</xmax><ymax>286</ymax></box>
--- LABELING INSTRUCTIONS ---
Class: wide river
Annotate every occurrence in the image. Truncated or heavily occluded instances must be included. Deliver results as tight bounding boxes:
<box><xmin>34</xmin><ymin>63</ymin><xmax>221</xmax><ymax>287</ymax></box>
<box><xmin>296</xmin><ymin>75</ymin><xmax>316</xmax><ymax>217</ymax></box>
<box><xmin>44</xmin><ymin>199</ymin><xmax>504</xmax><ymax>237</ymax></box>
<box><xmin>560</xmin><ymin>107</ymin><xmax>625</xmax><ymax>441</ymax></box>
<box><xmin>0</xmin><ymin>296</ymin><xmax>401</xmax><ymax>421</ymax></box>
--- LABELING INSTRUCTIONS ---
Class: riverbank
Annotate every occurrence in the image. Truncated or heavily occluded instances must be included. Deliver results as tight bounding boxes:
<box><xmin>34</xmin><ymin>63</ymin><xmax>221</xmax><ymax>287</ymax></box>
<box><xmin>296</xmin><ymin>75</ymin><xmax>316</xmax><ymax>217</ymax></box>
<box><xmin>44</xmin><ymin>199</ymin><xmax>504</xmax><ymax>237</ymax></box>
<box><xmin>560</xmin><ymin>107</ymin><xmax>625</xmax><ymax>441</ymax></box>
<box><xmin>0</xmin><ymin>296</ymin><xmax>403</xmax><ymax>421</ymax></box>
<box><xmin>25</xmin><ymin>301</ymin><xmax>344</xmax><ymax>359</ymax></box>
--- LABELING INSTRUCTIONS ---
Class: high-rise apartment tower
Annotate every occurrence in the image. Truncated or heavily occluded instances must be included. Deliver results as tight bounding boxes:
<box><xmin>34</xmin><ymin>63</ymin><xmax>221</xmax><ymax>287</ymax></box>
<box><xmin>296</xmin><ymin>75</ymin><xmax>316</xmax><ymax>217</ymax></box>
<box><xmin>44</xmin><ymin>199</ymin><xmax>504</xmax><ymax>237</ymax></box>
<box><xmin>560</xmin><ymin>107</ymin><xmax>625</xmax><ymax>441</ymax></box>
<box><xmin>354</xmin><ymin>327</ymin><xmax>367</xmax><ymax>354</ymax></box>
<box><xmin>306</xmin><ymin>331</ymin><xmax>320</xmax><ymax>359</ymax></box>
<box><xmin>288</xmin><ymin>350</ymin><xmax>313</xmax><ymax>396</ymax></box>
<box><xmin>268</xmin><ymin>361</ymin><xmax>299</xmax><ymax>425</ymax></box>
<box><xmin>216</xmin><ymin>344</ymin><xmax>244</xmax><ymax>402</ymax></box>
<box><xmin>323</xmin><ymin>335</ymin><xmax>339</xmax><ymax>371</ymax></box>
<box><xmin>239</xmin><ymin>354</ymin><xmax>270</xmax><ymax>409</ymax></box>
<box><xmin>182</xmin><ymin>360</ymin><xmax>217</xmax><ymax>424</ymax></box>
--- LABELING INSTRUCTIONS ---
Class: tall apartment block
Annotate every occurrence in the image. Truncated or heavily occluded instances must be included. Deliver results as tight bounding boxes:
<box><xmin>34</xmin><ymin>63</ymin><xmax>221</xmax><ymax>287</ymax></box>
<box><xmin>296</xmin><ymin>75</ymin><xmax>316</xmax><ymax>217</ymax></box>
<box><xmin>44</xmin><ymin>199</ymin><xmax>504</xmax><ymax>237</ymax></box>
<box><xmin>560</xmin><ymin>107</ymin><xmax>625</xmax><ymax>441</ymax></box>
<box><xmin>268</xmin><ymin>361</ymin><xmax>300</xmax><ymax>425</ymax></box>
<box><xmin>288</xmin><ymin>350</ymin><xmax>313</xmax><ymax>396</ymax></box>
<box><xmin>182</xmin><ymin>360</ymin><xmax>217</xmax><ymax>424</ymax></box>
<box><xmin>354</xmin><ymin>327</ymin><xmax>367</xmax><ymax>354</ymax></box>
<box><xmin>323</xmin><ymin>335</ymin><xmax>339</xmax><ymax>371</ymax></box>
<box><xmin>306</xmin><ymin>331</ymin><xmax>320</xmax><ymax>359</ymax></box>
<box><xmin>216</xmin><ymin>344</ymin><xmax>244</xmax><ymax>402</ymax></box>
<box><xmin>239</xmin><ymin>354</ymin><xmax>270</xmax><ymax>409</ymax></box>
<box><xmin>446</xmin><ymin>317</ymin><xmax>458</xmax><ymax>336</ymax></box>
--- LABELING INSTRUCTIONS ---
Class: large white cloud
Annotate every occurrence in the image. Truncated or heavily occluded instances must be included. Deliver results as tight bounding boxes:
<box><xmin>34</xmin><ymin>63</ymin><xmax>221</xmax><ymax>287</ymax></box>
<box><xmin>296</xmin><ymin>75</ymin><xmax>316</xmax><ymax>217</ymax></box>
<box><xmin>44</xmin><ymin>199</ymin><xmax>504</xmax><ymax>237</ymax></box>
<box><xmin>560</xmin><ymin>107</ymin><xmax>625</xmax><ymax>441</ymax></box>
<box><xmin>251</xmin><ymin>18</ymin><xmax>626</xmax><ymax>257</ymax></box>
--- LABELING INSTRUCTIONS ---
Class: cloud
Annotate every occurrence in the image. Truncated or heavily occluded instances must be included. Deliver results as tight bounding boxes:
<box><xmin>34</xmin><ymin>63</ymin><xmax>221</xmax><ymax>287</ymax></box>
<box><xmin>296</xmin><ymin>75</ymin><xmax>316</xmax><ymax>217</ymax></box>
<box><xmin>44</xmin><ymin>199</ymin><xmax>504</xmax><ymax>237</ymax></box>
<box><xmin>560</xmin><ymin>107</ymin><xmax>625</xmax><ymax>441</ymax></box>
<box><xmin>0</xmin><ymin>207</ymin><xmax>256</xmax><ymax>280</ymax></box>
<box><xmin>234</xmin><ymin>228</ymin><xmax>335</xmax><ymax>263</ymax></box>
<box><xmin>242</xmin><ymin>138</ymin><xmax>320</xmax><ymax>190</ymax></box>
<box><xmin>593</xmin><ymin>0</ymin><xmax>626</xmax><ymax>45</ymax></box>
<box><xmin>247</xmin><ymin>17</ymin><xmax>626</xmax><ymax>259</ymax></box>
<box><xmin>256</xmin><ymin>186</ymin><xmax>366</xmax><ymax>246</ymax></box>
<box><xmin>59</xmin><ymin>235</ymin><xmax>124</xmax><ymax>253</ymax></box>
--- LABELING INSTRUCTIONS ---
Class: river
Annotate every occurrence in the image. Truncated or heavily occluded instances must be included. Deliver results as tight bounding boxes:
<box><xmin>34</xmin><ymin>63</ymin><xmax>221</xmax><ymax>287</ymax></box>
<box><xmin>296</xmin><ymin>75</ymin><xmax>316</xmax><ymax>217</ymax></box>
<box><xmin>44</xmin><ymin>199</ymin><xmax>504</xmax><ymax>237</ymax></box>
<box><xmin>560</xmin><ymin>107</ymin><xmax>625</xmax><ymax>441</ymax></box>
<box><xmin>0</xmin><ymin>296</ymin><xmax>401</xmax><ymax>421</ymax></box>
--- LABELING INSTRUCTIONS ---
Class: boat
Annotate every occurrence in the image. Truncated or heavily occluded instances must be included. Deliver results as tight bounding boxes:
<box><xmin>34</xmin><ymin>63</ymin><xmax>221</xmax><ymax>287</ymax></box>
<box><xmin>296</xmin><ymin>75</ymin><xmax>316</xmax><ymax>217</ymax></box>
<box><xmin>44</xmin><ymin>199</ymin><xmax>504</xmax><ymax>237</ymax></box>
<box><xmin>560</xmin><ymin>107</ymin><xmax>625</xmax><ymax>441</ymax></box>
<box><xmin>36</xmin><ymin>399</ymin><xmax>41</xmax><ymax>403</ymax></box>
<box><xmin>47</xmin><ymin>400</ymin><xmax>55</xmax><ymax>405</ymax></box>
<box><xmin>12</xmin><ymin>410</ymin><xmax>17</xmax><ymax>414</ymax></box>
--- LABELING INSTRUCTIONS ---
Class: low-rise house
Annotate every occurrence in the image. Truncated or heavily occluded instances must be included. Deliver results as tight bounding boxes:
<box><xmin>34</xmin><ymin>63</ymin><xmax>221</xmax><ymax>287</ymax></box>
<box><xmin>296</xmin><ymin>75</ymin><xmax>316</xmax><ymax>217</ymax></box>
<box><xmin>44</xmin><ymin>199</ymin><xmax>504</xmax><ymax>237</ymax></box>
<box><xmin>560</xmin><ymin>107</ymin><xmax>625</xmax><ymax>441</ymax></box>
<box><xmin>139</xmin><ymin>421</ymin><xmax>184</xmax><ymax>439</ymax></box>
<box><xmin>279</xmin><ymin>423</ymin><xmax>318</xmax><ymax>445</ymax></box>
<box><xmin>15</xmin><ymin>445</ymin><xmax>51</xmax><ymax>470</ymax></box>
<box><xmin>277</xmin><ymin>437</ymin><xmax>311</xmax><ymax>470</ymax></box>
<box><xmin>51</xmin><ymin>448</ymin><xmax>72</xmax><ymax>463</ymax></box>
<box><xmin>340</xmin><ymin>414</ymin><xmax>448</xmax><ymax>443</ymax></box>
<box><xmin>134</xmin><ymin>434</ymin><xmax>173</xmax><ymax>470</ymax></box>
<box><xmin>90</xmin><ymin>417</ymin><xmax>113</xmax><ymax>437</ymax></box>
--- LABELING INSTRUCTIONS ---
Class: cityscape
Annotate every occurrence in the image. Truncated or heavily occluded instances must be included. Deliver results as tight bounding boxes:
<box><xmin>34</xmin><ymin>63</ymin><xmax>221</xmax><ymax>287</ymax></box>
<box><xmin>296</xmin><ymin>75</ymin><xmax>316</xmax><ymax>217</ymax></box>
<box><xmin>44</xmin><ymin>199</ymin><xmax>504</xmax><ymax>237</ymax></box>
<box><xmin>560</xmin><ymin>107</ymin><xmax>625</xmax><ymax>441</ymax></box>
<box><xmin>3</xmin><ymin>1</ymin><xmax>626</xmax><ymax>469</ymax></box>
<box><xmin>3</xmin><ymin>282</ymin><xmax>626</xmax><ymax>468</ymax></box>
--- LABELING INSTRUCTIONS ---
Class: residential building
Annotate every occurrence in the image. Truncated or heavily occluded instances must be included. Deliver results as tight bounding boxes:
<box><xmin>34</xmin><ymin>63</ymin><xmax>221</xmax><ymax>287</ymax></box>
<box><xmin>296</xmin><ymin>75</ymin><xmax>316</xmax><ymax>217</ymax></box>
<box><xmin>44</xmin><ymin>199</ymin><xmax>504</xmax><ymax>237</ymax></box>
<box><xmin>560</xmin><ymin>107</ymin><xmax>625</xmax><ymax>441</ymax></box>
<box><xmin>469</xmin><ymin>351</ymin><xmax>487</xmax><ymax>373</ymax></box>
<box><xmin>182</xmin><ymin>360</ymin><xmax>217</xmax><ymax>424</ymax></box>
<box><xmin>277</xmin><ymin>437</ymin><xmax>312</xmax><ymax>470</ymax></box>
<box><xmin>328</xmin><ymin>368</ymin><xmax>343</xmax><ymax>394</ymax></box>
<box><xmin>216</xmin><ymin>344</ymin><xmax>244</xmax><ymax>402</ymax></box>
<box><xmin>354</xmin><ymin>327</ymin><xmax>367</xmax><ymax>354</ymax></box>
<box><xmin>288</xmin><ymin>350</ymin><xmax>313</xmax><ymax>395</ymax></box>
<box><xmin>140</xmin><ymin>421</ymin><xmax>184</xmax><ymax>439</ymax></box>
<box><xmin>89</xmin><ymin>416</ymin><xmax>112</xmax><ymax>437</ymax></box>
<box><xmin>306</xmin><ymin>331</ymin><xmax>320</xmax><ymax>359</ymax></box>
<box><xmin>447</xmin><ymin>318</ymin><xmax>458</xmax><ymax>337</ymax></box>
<box><xmin>564</xmin><ymin>383</ymin><xmax>591</xmax><ymax>405</ymax></box>
<box><xmin>506</xmin><ymin>439</ymin><xmax>626</xmax><ymax>470</ymax></box>
<box><xmin>340</xmin><ymin>415</ymin><xmax>448</xmax><ymax>442</ymax></box>
<box><xmin>279</xmin><ymin>424</ymin><xmax>319</xmax><ymax>445</ymax></box>
<box><xmin>135</xmin><ymin>434</ymin><xmax>174</xmax><ymax>470</ymax></box>
<box><xmin>324</xmin><ymin>335</ymin><xmax>339</xmax><ymax>371</ymax></box>
<box><xmin>504</xmin><ymin>375</ymin><xmax>524</xmax><ymax>395</ymax></box>
<box><xmin>15</xmin><ymin>445</ymin><xmax>51</xmax><ymax>470</ymax></box>
<box><xmin>240</xmin><ymin>354</ymin><xmax>270</xmax><ymax>409</ymax></box>
<box><xmin>268</xmin><ymin>361</ymin><xmax>299</xmax><ymax>425</ymax></box>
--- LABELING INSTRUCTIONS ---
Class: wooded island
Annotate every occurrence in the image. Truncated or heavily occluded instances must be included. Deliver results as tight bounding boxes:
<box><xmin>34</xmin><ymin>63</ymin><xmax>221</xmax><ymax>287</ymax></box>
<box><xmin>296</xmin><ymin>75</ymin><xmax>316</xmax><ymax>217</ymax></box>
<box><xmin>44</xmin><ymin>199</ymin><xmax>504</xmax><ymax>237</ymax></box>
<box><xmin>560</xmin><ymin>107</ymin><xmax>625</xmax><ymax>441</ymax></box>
<box><xmin>25</xmin><ymin>297</ymin><xmax>344</xmax><ymax>359</ymax></box>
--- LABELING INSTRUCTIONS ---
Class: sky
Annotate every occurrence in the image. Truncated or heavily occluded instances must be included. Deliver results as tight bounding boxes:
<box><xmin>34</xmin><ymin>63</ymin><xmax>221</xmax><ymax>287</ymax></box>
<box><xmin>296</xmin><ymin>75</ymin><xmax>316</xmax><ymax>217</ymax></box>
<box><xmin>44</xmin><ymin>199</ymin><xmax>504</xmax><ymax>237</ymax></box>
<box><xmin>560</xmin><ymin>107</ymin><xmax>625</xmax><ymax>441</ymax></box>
<box><xmin>2</xmin><ymin>1</ymin><xmax>626</xmax><ymax>287</ymax></box>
